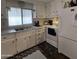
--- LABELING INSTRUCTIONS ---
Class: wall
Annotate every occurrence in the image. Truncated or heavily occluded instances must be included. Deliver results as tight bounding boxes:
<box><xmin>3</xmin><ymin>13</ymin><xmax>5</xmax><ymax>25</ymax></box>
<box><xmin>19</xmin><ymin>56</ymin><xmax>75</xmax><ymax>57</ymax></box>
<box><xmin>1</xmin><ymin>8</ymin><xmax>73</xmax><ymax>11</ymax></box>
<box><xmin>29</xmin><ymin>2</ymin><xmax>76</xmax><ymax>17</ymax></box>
<box><xmin>46</xmin><ymin>0</ymin><xmax>62</xmax><ymax>18</ymax></box>
<box><xmin>46</xmin><ymin>0</ymin><xmax>72</xmax><ymax>18</ymax></box>
<box><xmin>1</xmin><ymin>0</ymin><xmax>8</xmax><ymax>30</ymax></box>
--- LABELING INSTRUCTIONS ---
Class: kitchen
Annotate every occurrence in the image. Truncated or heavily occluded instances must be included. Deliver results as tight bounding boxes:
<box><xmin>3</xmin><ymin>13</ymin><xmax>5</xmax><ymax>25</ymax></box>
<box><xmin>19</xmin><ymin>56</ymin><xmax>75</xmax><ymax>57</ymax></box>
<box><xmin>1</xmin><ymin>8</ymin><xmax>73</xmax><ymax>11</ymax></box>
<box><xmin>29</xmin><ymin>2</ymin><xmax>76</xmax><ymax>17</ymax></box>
<box><xmin>1</xmin><ymin>0</ymin><xmax>77</xmax><ymax>59</ymax></box>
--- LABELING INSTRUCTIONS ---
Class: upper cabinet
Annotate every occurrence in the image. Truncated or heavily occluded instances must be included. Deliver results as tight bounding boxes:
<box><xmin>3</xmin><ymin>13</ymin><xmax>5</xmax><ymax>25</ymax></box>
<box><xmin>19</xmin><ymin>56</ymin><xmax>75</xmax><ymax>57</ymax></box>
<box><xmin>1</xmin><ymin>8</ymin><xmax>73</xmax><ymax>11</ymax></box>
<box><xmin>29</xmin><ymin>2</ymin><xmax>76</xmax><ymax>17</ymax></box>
<box><xmin>33</xmin><ymin>2</ymin><xmax>46</xmax><ymax>18</ymax></box>
<box><xmin>46</xmin><ymin>0</ymin><xmax>58</xmax><ymax>18</ymax></box>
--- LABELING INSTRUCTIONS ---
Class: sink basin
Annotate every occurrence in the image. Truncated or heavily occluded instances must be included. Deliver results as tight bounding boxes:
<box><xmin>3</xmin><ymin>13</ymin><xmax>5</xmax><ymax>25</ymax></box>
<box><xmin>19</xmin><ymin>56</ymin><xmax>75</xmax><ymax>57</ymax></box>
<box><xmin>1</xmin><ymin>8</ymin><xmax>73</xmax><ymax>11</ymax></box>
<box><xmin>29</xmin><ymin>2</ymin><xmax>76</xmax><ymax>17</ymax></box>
<box><xmin>15</xmin><ymin>28</ymin><xmax>24</xmax><ymax>31</ymax></box>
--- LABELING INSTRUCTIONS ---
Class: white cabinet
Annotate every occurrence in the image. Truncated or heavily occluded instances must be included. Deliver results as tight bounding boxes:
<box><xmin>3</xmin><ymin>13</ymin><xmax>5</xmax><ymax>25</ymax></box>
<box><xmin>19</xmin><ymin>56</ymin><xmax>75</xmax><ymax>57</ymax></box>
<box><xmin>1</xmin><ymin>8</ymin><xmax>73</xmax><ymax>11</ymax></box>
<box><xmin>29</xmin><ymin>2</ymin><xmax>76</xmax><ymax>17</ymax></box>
<box><xmin>16</xmin><ymin>30</ymin><xmax>36</xmax><ymax>53</ymax></box>
<box><xmin>28</xmin><ymin>30</ymin><xmax>36</xmax><ymax>48</ymax></box>
<box><xmin>34</xmin><ymin>2</ymin><xmax>46</xmax><ymax>18</ymax></box>
<box><xmin>46</xmin><ymin>0</ymin><xmax>58</xmax><ymax>18</ymax></box>
<box><xmin>1</xmin><ymin>38</ymin><xmax>17</xmax><ymax>58</ymax></box>
<box><xmin>36</xmin><ymin>32</ymin><xmax>43</xmax><ymax>44</ymax></box>
<box><xmin>58</xmin><ymin>36</ymin><xmax>77</xmax><ymax>59</ymax></box>
<box><xmin>2</xmin><ymin>33</ymin><xmax>15</xmax><ymax>41</ymax></box>
<box><xmin>16</xmin><ymin>37</ymin><xmax>28</xmax><ymax>53</ymax></box>
<box><xmin>16</xmin><ymin>32</ymin><xmax>28</xmax><ymax>53</ymax></box>
<box><xmin>1</xmin><ymin>27</ymin><xmax>46</xmax><ymax>58</ymax></box>
<box><xmin>36</xmin><ymin>28</ymin><xmax>45</xmax><ymax>44</ymax></box>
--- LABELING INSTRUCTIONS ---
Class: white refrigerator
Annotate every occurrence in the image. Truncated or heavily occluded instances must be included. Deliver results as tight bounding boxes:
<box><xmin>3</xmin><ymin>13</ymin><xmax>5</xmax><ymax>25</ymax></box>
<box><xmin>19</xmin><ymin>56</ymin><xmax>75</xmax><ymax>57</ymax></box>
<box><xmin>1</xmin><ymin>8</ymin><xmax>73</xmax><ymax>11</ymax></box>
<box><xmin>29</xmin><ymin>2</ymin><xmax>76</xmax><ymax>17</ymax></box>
<box><xmin>58</xmin><ymin>7</ymin><xmax>77</xmax><ymax>59</ymax></box>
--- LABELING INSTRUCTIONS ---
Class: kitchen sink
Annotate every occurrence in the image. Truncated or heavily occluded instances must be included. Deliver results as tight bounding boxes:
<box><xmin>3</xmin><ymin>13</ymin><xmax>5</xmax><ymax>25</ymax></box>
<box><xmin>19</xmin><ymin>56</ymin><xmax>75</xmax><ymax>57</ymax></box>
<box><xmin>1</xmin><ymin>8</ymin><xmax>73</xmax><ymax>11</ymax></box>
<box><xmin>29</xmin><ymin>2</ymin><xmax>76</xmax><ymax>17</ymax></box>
<box><xmin>15</xmin><ymin>28</ymin><xmax>24</xmax><ymax>31</ymax></box>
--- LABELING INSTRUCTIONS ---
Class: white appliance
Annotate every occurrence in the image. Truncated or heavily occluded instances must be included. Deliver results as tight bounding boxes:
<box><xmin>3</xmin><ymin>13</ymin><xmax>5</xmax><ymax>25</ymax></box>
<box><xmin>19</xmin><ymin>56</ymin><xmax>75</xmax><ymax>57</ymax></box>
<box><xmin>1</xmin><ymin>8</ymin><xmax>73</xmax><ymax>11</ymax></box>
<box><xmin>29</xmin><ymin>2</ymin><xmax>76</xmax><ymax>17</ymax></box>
<box><xmin>46</xmin><ymin>27</ymin><xmax>58</xmax><ymax>48</ymax></box>
<box><xmin>58</xmin><ymin>7</ymin><xmax>77</xmax><ymax>59</ymax></box>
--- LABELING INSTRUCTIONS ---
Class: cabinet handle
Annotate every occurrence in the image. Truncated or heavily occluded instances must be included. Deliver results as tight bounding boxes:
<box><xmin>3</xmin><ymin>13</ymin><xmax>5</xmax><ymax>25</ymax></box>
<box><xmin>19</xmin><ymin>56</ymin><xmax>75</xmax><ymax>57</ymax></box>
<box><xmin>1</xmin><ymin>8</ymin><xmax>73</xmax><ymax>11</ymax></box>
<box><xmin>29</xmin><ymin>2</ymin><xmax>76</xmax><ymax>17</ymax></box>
<box><xmin>24</xmin><ymin>37</ymin><xmax>26</xmax><ymax>40</ymax></box>
<box><xmin>3</xmin><ymin>37</ymin><xmax>6</xmax><ymax>39</ymax></box>
<box><xmin>75</xmin><ymin>14</ymin><xmax>77</xmax><ymax>20</ymax></box>
<box><xmin>29</xmin><ymin>36</ymin><xmax>31</xmax><ymax>38</ymax></box>
<box><xmin>12</xmin><ymin>40</ymin><xmax>15</xmax><ymax>43</ymax></box>
<box><xmin>38</xmin><ymin>33</ymin><xmax>40</xmax><ymax>35</ymax></box>
<box><xmin>16</xmin><ymin>39</ymin><xmax>17</xmax><ymax>41</ymax></box>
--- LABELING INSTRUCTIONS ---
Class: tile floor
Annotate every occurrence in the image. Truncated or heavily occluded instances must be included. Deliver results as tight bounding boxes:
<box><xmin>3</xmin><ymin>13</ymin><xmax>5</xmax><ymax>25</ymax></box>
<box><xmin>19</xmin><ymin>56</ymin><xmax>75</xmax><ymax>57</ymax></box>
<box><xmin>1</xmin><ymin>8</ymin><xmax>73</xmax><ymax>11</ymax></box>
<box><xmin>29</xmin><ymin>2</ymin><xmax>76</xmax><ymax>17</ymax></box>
<box><xmin>7</xmin><ymin>41</ymin><xmax>69</xmax><ymax>59</ymax></box>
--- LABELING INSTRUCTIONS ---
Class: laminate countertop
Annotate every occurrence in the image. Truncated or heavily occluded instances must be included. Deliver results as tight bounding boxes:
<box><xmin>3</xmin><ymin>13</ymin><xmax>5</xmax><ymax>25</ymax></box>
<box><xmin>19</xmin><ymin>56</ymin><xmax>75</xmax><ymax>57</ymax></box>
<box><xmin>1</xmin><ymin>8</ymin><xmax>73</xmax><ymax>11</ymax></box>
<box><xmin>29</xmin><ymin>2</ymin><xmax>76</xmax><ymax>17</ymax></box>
<box><xmin>1</xmin><ymin>25</ymin><xmax>58</xmax><ymax>35</ymax></box>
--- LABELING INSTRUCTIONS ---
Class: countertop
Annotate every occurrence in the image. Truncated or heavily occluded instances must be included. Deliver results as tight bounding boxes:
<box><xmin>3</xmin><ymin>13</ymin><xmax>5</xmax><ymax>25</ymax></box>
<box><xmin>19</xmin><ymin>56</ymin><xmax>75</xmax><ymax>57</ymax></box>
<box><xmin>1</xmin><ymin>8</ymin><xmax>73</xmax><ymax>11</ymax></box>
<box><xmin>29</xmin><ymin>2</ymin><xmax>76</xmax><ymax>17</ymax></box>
<box><xmin>1</xmin><ymin>25</ymin><xmax>58</xmax><ymax>35</ymax></box>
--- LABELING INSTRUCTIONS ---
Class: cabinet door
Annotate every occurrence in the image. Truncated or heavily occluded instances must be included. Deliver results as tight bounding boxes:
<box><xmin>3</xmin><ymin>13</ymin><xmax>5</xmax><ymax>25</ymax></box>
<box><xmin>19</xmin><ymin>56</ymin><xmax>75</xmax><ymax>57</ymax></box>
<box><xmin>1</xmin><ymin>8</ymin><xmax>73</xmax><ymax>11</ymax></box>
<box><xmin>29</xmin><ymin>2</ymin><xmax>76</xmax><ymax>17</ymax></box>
<box><xmin>36</xmin><ymin>30</ymin><xmax>45</xmax><ymax>44</ymax></box>
<box><xmin>2</xmin><ymin>33</ymin><xmax>15</xmax><ymax>40</ymax></box>
<box><xmin>35</xmin><ymin>3</ymin><xmax>46</xmax><ymax>18</ymax></box>
<box><xmin>17</xmin><ymin>36</ymin><xmax>28</xmax><ymax>53</ymax></box>
<box><xmin>16</xmin><ymin>32</ymin><xmax>27</xmax><ymax>39</ymax></box>
<box><xmin>58</xmin><ymin>36</ymin><xmax>77</xmax><ymax>59</ymax></box>
<box><xmin>36</xmin><ymin>32</ymin><xmax>41</xmax><ymax>44</ymax></box>
<box><xmin>1</xmin><ymin>39</ymin><xmax>17</xmax><ymax>57</ymax></box>
<box><xmin>39</xmin><ymin>31</ymin><xmax>45</xmax><ymax>42</ymax></box>
<box><xmin>28</xmin><ymin>31</ymin><xmax>36</xmax><ymax>48</ymax></box>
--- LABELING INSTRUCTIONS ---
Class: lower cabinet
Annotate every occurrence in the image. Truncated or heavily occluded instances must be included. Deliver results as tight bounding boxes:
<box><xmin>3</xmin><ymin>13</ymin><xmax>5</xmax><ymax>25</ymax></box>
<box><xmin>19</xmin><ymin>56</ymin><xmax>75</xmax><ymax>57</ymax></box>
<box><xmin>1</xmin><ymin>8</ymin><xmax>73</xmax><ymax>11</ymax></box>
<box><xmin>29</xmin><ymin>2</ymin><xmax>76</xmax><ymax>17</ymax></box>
<box><xmin>16</xmin><ymin>30</ymin><xmax>36</xmax><ymax>53</ymax></box>
<box><xmin>1</xmin><ymin>38</ymin><xmax>17</xmax><ymax>58</ymax></box>
<box><xmin>27</xmin><ymin>31</ymin><xmax>36</xmax><ymax>48</ymax></box>
<box><xmin>1</xmin><ymin>27</ymin><xmax>46</xmax><ymax>58</ymax></box>
<box><xmin>36</xmin><ymin>29</ymin><xmax>45</xmax><ymax>44</ymax></box>
<box><xmin>16</xmin><ymin>36</ymin><xmax>28</xmax><ymax>53</ymax></box>
<box><xmin>58</xmin><ymin>36</ymin><xmax>77</xmax><ymax>59</ymax></box>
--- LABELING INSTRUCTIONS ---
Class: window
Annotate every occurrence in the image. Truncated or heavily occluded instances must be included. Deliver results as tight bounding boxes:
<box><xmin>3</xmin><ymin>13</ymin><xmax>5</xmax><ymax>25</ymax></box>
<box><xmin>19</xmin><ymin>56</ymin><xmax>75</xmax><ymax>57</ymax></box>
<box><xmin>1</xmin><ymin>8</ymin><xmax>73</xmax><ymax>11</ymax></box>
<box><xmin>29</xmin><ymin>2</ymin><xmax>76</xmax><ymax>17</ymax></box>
<box><xmin>8</xmin><ymin>7</ymin><xmax>32</xmax><ymax>26</ymax></box>
<box><xmin>23</xmin><ymin>9</ymin><xmax>32</xmax><ymax>24</ymax></box>
<box><xmin>8</xmin><ymin>8</ymin><xmax>22</xmax><ymax>26</ymax></box>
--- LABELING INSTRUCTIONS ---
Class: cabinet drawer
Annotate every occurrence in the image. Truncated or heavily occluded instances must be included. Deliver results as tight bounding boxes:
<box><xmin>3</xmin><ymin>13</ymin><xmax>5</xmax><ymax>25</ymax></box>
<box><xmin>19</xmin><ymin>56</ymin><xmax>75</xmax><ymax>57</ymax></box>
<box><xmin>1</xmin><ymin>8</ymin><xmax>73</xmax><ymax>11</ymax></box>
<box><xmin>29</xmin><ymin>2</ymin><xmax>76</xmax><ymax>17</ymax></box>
<box><xmin>16</xmin><ymin>32</ymin><xmax>27</xmax><ymax>39</ymax></box>
<box><xmin>16</xmin><ymin>32</ymin><xmax>27</xmax><ymax>36</ymax></box>
<box><xmin>47</xmin><ymin>34</ymin><xmax>57</xmax><ymax>42</ymax></box>
<box><xmin>2</xmin><ymin>33</ymin><xmax>15</xmax><ymax>40</ymax></box>
<box><xmin>36</xmin><ymin>32</ymin><xmax>45</xmax><ymax>44</ymax></box>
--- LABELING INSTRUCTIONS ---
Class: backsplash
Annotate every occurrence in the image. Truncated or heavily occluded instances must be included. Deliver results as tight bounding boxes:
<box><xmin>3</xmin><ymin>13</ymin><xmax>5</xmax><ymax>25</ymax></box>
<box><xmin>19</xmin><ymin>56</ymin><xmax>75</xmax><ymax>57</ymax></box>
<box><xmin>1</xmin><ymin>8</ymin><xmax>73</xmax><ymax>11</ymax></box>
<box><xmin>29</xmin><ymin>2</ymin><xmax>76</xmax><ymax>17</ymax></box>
<box><xmin>33</xmin><ymin>16</ymin><xmax>59</xmax><ymax>27</ymax></box>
